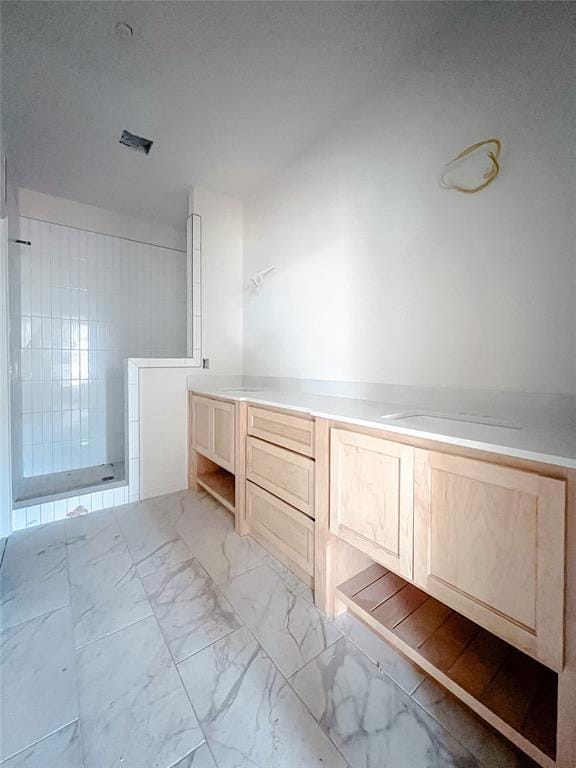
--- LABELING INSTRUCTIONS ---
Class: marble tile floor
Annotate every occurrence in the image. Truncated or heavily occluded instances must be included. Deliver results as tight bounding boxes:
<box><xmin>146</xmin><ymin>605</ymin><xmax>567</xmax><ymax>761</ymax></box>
<box><xmin>0</xmin><ymin>489</ymin><xmax>536</xmax><ymax>768</ymax></box>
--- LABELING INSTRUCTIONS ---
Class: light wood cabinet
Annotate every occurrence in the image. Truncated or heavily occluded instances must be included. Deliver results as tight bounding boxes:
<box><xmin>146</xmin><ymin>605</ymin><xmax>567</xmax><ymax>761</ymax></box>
<box><xmin>247</xmin><ymin>406</ymin><xmax>315</xmax><ymax>457</ymax></box>
<box><xmin>191</xmin><ymin>395</ymin><xmax>235</xmax><ymax>473</ymax></box>
<box><xmin>191</xmin><ymin>396</ymin><xmax>211</xmax><ymax>456</ymax></box>
<box><xmin>246</xmin><ymin>481</ymin><xmax>314</xmax><ymax>582</ymax></box>
<box><xmin>329</xmin><ymin>428</ymin><xmax>415</xmax><ymax>580</ymax></box>
<box><xmin>246</xmin><ymin>436</ymin><xmax>315</xmax><ymax>517</ymax></box>
<box><xmin>414</xmin><ymin>448</ymin><xmax>566</xmax><ymax>671</ymax></box>
<box><xmin>188</xmin><ymin>396</ymin><xmax>575</xmax><ymax>768</ymax></box>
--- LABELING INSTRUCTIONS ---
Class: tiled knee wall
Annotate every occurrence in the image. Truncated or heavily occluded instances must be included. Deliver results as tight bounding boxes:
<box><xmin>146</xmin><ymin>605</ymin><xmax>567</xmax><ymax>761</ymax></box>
<box><xmin>12</xmin><ymin>485</ymin><xmax>130</xmax><ymax>530</ymax></box>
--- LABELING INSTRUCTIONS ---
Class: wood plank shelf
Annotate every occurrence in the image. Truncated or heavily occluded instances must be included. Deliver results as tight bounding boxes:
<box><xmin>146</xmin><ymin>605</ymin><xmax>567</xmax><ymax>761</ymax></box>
<box><xmin>197</xmin><ymin>467</ymin><xmax>235</xmax><ymax>514</ymax></box>
<box><xmin>337</xmin><ymin>565</ymin><xmax>558</xmax><ymax>768</ymax></box>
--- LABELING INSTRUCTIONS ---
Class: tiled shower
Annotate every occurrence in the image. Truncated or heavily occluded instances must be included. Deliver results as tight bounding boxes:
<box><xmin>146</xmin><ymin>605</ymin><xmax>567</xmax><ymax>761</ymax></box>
<box><xmin>9</xmin><ymin>216</ymin><xmax>187</xmax><ymax>512</ymax></box>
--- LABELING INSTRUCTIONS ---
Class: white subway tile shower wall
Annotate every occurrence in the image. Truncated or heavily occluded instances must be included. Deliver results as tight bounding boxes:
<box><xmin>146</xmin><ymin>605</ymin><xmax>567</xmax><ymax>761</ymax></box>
<box><xmin>10</xmin><ymin>217</ymin><xmax>187</xmax><ymax>490</ymax></box>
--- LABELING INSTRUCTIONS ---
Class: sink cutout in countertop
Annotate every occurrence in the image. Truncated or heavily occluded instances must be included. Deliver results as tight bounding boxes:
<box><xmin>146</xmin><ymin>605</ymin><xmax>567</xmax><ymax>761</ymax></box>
<box><xmin>380</xmin><ymin>411</ymin><xmax>521</xmax><ymax>431</ymax></box>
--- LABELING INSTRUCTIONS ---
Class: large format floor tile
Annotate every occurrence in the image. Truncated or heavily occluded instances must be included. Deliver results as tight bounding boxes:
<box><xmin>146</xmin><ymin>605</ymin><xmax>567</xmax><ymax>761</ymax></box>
<box><xmin>0</xmin><ymin>522</ymin><xmax>69</xmax><ymax>630</ymax></box>
<box><xmin>0</xmin><ymin>606</ymin><xmax>79</xmax><ymax>761</ymax></box>
<box><xmin>115</xmin><ymin>499</ymin><xmax>192</xmax><ymax>578</ymax></box>
<box><xmin>335</xmin><ymin>611</ymin><xmax>426</xmax><ymax>694</ymax></box>
<box><xmin>76</xmin><ymin>615</ymin><xmax>204</xmax><ymax>768</ymax></box>
<box><xmin>221</xmin><ymin>563</ymin><xmax>341</xmax><ymax>677</ymax></box>
<box><xmin>290</xmin><ymin>636</ymin><xmax>481</xmax><ymax>768</ymax></box>
<box><xmin>142</xmin><ymin>557</ymin><xmax>241</xmax><ymax>662</ymax></box>
<box><xmin>0</xmin><ymin>721</ymin><xmax>84</xmax><ymax>768</ymax></box>
<box><xmin>176</xmin><ymin>493</ymin><xmax>270</xmax><ymax>585</ymax></box>
<box><xmin>172</xmin><ymin>743</ymin><xmax>218</xmax><ymax>768</ymax></box>
<box><xmin>66</xmin><ymin>509</ymin><xmax>125</xmax><ymax>569</ymax></box>
<box><xmin>412</xmin><ymin>677</ymin><xmax>535</xmax><ymax>768</ymax></box>
<box><xmin>67</xmin><ymin>510</ymin><xmax>152</xmax><ymax>648</ymax></box>
<box><xmin>0</xmin><ymin>489</ymin><xmax>538</xmax><ymax>768</ymax></box>
<box><xmin>179</xmin><ymin>626</ymin><xmax>348</xmax><ymax>768</ymax></box>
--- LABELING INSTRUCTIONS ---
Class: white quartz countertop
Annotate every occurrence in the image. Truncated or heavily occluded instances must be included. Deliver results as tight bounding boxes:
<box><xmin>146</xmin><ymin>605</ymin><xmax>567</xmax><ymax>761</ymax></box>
<box><xmin>188</xmin><ymin>383</ymin><xmax>576</xmax><ymax>469</ymax></box>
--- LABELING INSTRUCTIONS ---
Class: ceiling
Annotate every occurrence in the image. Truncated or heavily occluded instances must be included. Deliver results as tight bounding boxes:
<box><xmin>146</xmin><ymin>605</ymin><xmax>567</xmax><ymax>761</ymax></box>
<box><xmin>1</xmin><ymin>0</ymin><xmax>462</xmax><ymax>227</ymax></box>
<box><xmin>4</xmin><ymin>2</ymin><xmax>571</xmax><ymax>228</ymax></box>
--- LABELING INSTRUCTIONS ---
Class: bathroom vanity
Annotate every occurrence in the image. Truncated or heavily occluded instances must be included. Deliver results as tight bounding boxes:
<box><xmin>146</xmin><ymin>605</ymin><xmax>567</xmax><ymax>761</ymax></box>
<box><xmin>188</xmin><ymin>386</ymin><xmax>576</xmax><ymax>768</ymax></box>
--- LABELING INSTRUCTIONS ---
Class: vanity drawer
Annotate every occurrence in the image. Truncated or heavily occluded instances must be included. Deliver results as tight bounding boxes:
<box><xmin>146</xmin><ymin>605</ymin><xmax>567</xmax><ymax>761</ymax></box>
<box><xmin>246</xmin><ymin>436</ymin><xmax>315</xmax><ymax>517</ymax></box>
<box><xmin>247</xmin><ymin>406</ymin><xmax>315</xmax><ymax>457</ymax></box>
<box><xmin>246</xmin><ymin>481</ymin><xmax>314</xmax><ymax>579</ymax></box>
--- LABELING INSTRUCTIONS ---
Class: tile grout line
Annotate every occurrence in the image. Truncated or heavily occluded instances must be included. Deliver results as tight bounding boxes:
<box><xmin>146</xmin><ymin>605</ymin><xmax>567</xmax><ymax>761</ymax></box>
<box><xmin>408</xmin><ymin>693</ymin><xmax>495</xmax><ymax>768</ymax></box>
<box><xmin>343</xmin><ymin>614</ymin><xmax>506</xmax><ymax>767</ymax></box>
<box><xmin>138</xmin><ymin>552</ymin><xmax>246</xmax><ymax>669</ymax></box>
<box><xmin>170</xmin><ymin>610</ymin><xmax>221</xmax><ymax>768</ymax></box>
<box><xmin>0</xmin><ymin>529</ymin><xmax>78</xmax><ymax>763</ymax></box>
<box><xmin>4</xmin><ymin>491</ymin><xmax>508</xmax><ymax>768</ymax></box>
<box><xmin>0</xmin><ymin>597</ymin><xmax>71</xmax><ymax>633</ymax></box>
<box><xmin>146</xmin><ymin>606</ymin><xmax>211</xmax><ymax>767</ymax></box>
<box><xmin>213</xmin><ymin>555</ymin><xmax>344</xmax><ymax>680</ymax></box>
<box><xmin>243</xmin><ymin>622</ymin><xmax>353</xmax><ymax>768</ymax></box>
<box><xmin>163</xmin><ymin>742</ymin><xmax>211</xmax><ymax>768</ymax></box>
<box><xmin>0</xmin><ymin>718</ymin><xmax>80</xmax><ymax>765</ymax></box>
<box><xmin>64</xmin><ymin>518</ymin><xmax>89</xmax><ymax>768</ymax></box>
<box><xmin>288</xmin><ymin>623</ymin><xmax>489</xmax><ymax>768</ymax></box>
<box><xmin>406</xmin><ymin>682</ymin><xmax>509</xmax><ymax>768</ymax></box>
<box><xmin>282</xmin><ymin>631</ymin><xmax>482</xmax><ymax>768</ymax></box>
<box><xmin>77</xmin><ymin>497</ymin><xmax>505</xmax><ymax>768</ymax></box>
<box><xmin>74</xmin><ymin>611</ymin><xmax>154</xmax><ymax>651</ymax></box>
<box><xmin>142</xmin><ymin>494</ymin><xmax>336</xmax><ymax>766</ymax></box>
<box><xmin>66</xmin><ymin>511</ymin><xmax>155</xmax><ymax>650</ymax></box>
<box><xmin>112</xmin><ymin>505</ymin><xmax>216</xmax><ymax>767</ymax></box>
<box><xmin>334</xmin><ymin>618</ymin><xmax>423</xmax><ymax>696</ymax></box>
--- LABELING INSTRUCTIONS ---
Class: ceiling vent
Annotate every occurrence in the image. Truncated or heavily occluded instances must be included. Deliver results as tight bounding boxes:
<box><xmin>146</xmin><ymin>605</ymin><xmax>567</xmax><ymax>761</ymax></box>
<box><xmin>119</xmin><ymin>130</ymin><xmax>153</xmax><ymax>155</ymax></box>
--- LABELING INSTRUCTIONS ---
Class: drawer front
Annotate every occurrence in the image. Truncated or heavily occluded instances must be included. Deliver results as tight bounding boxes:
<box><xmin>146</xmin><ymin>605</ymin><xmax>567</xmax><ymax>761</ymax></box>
<box><xmin>414</xmin><ymin>449</ymin><xmax>565</xmax><ymax>671</ymax></box>
<box><xmin>246</xmin><ymin>436</ymin><xmax>315</xmax><ymax>517</ymax></box>
<box><xmin>246</xmin><ymin>481</ymin><xmax>314</xmax><ymax>578</ymax></box>
<box><xmin>247</xmin><ymin>406</ymin><xmax>315</xmax><ymax>457</ymax></box>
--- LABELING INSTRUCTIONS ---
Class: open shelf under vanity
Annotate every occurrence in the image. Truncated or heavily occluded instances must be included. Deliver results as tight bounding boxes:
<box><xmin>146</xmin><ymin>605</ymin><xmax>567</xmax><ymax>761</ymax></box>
<box><xmin>337</xmin><ymin>563</ymin><xmax>557</xmax><ymax>768</ymax></box>
<box><xmin>196</xmin><ymin>458</ymin><xmax>236</xmax><ymax>514</ymax></box>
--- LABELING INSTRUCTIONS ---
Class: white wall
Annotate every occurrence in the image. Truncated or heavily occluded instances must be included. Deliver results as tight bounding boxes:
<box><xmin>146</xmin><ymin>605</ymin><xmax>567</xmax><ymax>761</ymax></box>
<box><xmin>19</xmin><ymin>189</ymin><xmax>185</xmax><ymax>252</ymax></box>
<box><xmin>244</xmin><ymin>5</ymin><xmax>576</xmax><ymax>395</ymax></box>
<box><xmin>189</xmin><ymin>186</ymin><xmax>243</xmax><ymax>375</ymax></box>
<box><xmin>137</xmin><ymin>186</ymin><xmax>244</xmax><ymax>501</ymax></box>
<box><xmin>0</xmin><ymin>217</ymin><xmax>11</xmax><ymax>536</ymax></box>
<box><xmin>0</xmin><ymin>165</ymin><xmax>20</xmax><ymax>535</ymax></box>
<box><xmin>138</xmin><ymin>367</ymin><xmax>191</xmax><ymax>500</ymax></box>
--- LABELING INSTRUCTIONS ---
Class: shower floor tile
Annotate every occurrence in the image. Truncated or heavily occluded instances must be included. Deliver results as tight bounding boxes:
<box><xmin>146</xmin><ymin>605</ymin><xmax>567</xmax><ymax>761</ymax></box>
<box><xmin>14</xmin><ymin>461</ymin><xmax>125</xmax><ymax>506</ymax></box>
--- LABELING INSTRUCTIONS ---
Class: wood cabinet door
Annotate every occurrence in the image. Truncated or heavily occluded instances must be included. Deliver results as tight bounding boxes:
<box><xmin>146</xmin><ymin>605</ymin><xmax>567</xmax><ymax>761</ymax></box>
<box><xmin>192</xmin><ymin>396</ymin><xmax>212</xmax><ymax>456</ymax></box>
<box><xmin>330</xmin><ymin>429</ymin><xmax>414</xmax><ymax>580</ymax></box>
<box><xmin>211</xmin><ymin>399</ymin><xmax>235</xmax><ymax>472</ymax></box>
<box><xmin>191</xmin><ymin>395</ymin><xmax>235</xmax><ymax>473</ymax></box>
<box><xmin>414</xmin><ymin>449</ymin><xmax>565</xmax><ymax>671</ymax></box>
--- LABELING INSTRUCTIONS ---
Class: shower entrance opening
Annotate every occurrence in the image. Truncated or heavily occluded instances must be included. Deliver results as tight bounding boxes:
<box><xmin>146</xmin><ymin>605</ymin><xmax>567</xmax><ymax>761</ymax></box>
<box><xmin>9</xmin><ymin>214</ymin><xmax>190</xmax><ymax>518</ymax></box>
